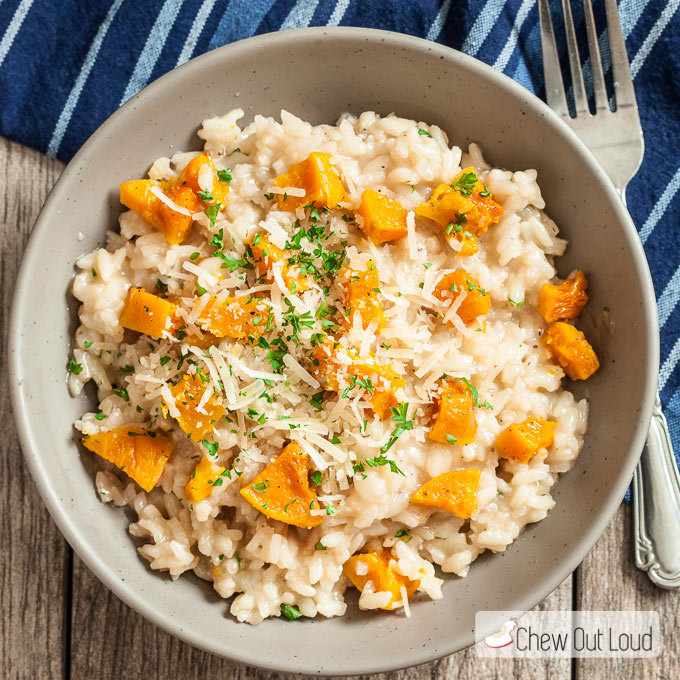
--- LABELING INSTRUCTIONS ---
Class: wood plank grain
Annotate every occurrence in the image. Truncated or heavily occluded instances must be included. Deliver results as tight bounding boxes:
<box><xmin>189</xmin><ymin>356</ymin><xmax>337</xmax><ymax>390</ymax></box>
<box><xmin>575</xmin><ymin>504</ymin><xmax>679</xmax><ymax>678</ymax></box>
<box><xmin>0</xmin><ymin>137</ymin><xmax>68</xmax><ymax>680</ymax></box>
<box><xmin>70</xmin><ymin>552</ymin><xmax>571</xmax><ymax>679</ymax></box>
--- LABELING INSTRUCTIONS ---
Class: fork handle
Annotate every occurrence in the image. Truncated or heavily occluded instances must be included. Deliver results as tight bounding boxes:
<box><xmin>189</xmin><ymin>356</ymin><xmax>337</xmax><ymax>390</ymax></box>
<box><xmin>616</xmin><ymin>187</ymin><xmax>680</xmax><ymax>588</ymax></box>
<box><xmin>633</xmin><ymin>395</ymin><xmax>680</xmax><ymax>588</ymax></box>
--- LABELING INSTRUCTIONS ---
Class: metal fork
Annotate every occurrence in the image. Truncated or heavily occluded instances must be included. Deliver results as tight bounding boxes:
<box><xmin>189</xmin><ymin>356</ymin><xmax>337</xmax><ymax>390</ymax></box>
<box><xmin>539</xmin><ymin>0</ymin><xmax>680</xmax><ymax>588</ymax></box>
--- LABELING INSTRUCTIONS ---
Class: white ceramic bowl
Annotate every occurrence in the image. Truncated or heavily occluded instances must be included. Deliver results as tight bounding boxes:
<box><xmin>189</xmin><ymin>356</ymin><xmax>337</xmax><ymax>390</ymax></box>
<box><xmin>9</xmin><ymin>27</ymin><xmax>658</xmax><ymax>675</ymax></box>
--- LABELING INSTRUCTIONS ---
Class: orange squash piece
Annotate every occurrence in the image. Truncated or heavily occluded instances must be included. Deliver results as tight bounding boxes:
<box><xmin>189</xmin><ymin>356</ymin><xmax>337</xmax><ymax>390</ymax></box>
<box><xmin>240</xmin><ymin>442</ymin><xmax>323</xmax><ymax>528</ymax></box>
<box><xmin>343</xmin><ymin>550</ymin><xmax>418</xmax><ymax>610</ymax></box>
<box><xmin>120</xmin><ymin>287</ymin><xmax>178</xmax><ymax>338</ymax></box>
<box><xmin>428</xmin><ymin>379</ymin><xmax>477</xmax><ymax>445</ymax></box>
<box><xmin>410</xmin><ymin>469</ymin><xmax>481</xmax><ymax>519</ymax></box>
<box><xmin>415</xmin><ymin>167</ymin><xmax>502</xmax><ymax>252</ymax></box>
<box><xmin>250</xmin><ymin>234</ymin><xmax>311</xmax><ymax>293</ymax></box>
<box><xmin>82</xmin><ymin>426</ymin><xmax>173</xmax><ymax>492</ymax></box>
<box><xmin>496</xmin><ymin>416</ymin><xmax>557</xmax><ymax>463</ymax></box>
<box><xmin>185</xmin><ymin>455</ymin><xmax>226</xmax><ymax>503</ymax></box>
<box><xmin>195</xmin><ymin>295</ymin><xmax>270</xmax><ymax>339</ymax></box>
<box><xmin>177</xmin><ymin>151</ymin><xmax>230</xmax><ymax>206</ymax></box>
<box><xmin>356</xmin><ymin>189</ymin><xmax>408</xmax><ymax>245</ymax></box>
<box><xmin>538</xmin><ymin>270</ymin><xmax>589</xmax><ymax>323</ymax></box>
<box><xmin>120</xmin><ymin>180</ymin><xmax>165</xmax><ymax>231</ymax></box>
<box><xmin>343</xmin><ymin>260</ymin><xmax>385</xmax><ymax>331</ymax></box>
<box><xmin>156</xmin><ymin>184</ymin><xmax>202</xmax><ymax>244</ymax></box>
<box><xmin>274</xmin><ymin>152</ymin><xmax>346</xmax><ymax>212</ymax></box>
<box><xmin>542</xmin><ymin>321</ymin><xmax>599</xmax><ymax>380</ymax></box>
<box><xmin>315</xmin><ymin>341</ymin><xmax>405</xmax><ymax>420</ymax></box>
<box><xmin>163</xmin><ymin>371</ymin><xmax>226</xmax><ymax>441</ymax></box>
<box><xmin>433</xmin><ymin>270</ymin><xmax>490</xmax><ymax>326</ymax></box>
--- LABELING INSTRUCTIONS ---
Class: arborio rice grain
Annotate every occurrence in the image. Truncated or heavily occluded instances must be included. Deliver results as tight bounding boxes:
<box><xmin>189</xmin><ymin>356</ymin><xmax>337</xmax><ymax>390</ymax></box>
<box><xmin>70</xmin><ymin>109</ymin><xmax>588</xmax><ymax>624</ymax></box>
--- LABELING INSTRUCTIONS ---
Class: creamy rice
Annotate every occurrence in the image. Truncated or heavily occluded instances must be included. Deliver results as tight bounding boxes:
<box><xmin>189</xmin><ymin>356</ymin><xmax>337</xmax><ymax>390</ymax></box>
<box><xmin>69</xmin><ymin>109</ymin><xmax>587</xmax><ymax>624</ymax></box>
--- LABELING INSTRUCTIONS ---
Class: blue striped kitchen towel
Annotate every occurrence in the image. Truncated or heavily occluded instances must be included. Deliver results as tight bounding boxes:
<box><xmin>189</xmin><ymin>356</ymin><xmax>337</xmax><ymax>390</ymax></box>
<box><xmin>1</xmin><ymin>0</ymin><xmax>679</xmax><ymax>479</ymax></box>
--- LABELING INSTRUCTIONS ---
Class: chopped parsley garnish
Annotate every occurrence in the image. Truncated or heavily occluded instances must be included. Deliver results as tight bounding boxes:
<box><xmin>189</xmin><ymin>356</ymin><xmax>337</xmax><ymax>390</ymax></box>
<box><xmin>310</xmin><ymin>470</ymin><xmax>322</xmax><ymax>487</ymax></box>
<box><xmin>216</xmin><ymin>168</ymin><xmax>232</xmax><ymax>183</ymax></box>
<box><xmin>84</xmin><ymin>341</ymin><xmax>92</xmax><ymax>349</ymax></box>
<box><xmin>280</xmin><ymin>604</ymin><xmax>303</xmax><ymax>621</ymax></box>
<box><xmin>252</xmin><ymin>482</ymin><xmax>269</xmax><ymax>493</ymax></box>
<box><xmin>417</xmin><ymin>127</ymin><xmax>432</xmax><ymax>137</ymax></box>
<box><xmin>364</xmin><ymin>455</ymin><xmax>405</xmax><ymax>476</ymax></box>
<box><xmin>204</xmin><ymin>202</ymin><xmax>221</xmax><ymax>228</ymax></box>
<box><xmin>159</xmin><ymin>356</ymin><xmax>171</xmax><ymax>366</ymax></box>
<box><xmin>196</xmin><ymin>283</ymin><xmax>207</xmax><ymax>295</ymax></box>
<box><xmin>202</xmin><ymin>440</ymin><xmax>219</xmax><ymax>457</ymax></box>
<box><xmin>379</xmin><ymin>402</ymin><xmax>414</xmax><ymax>455</ymax></box>
<box><xmin>113</xmin><ymin>387</ymin><xmax>129</xmax><ymax>401</ymax></box>
<box><xmin>119</xmin><ymin>365</ymin><xmax>134</xmax><ymax>374</ymax></box>
<box><xmin>283</xmin><ymin>498</ymin><xmax>298</xmax><ymax>513</ymax></box>
<box><xmin>315</xmin><ymin>541</ymin><xmax>326</xmax><ymax>551</ymax></box>
<box><xmin>451</xmin><ymin>171</ymin><xmax>478</xmax><ymax>196</ymax></box>
<box><xmin>508</xmin><ymin>297</ymin><xmax>525</xmax><ymax>307</ymax></box>
<box><xmin>325</xmin><ymin>504</ymin><xmax>337</xmax><ymax>515</ymax></box>
<box><xmin>446</xmin><ymin>434</ymin><xmax>458</xmax><ymax>445</ymax></box>
<box><xmin>94</xmin><ymin>413</ymin><xmax>106</xmax><ymax>421</ymax></box>
<box><xmin>309</xmin><ymin>391</ymin><xmax>325</xmax><ymax>412</ymax></box>
<box><xmin>395</xmin><ymin>528</ymin><xmax>412</xmax><ymax>542</ymax></box>
<box><xmin>190</xmin><ymin>251</ymin><xmax>200</xmax><ymax>260</ymax></box>
<box><xmin>479</xmin><ymin>185</ymin><xmax>490</xmax><ymax>197</ymax></box>
<box><xmin>459</xmin><ymin>378</ymin><xmax>493</xmax><ymax>410</ymax></box>
<box><xmin>341</xmin><ymin>374</ymin><xmax>374</xmax><ymax>399</ymax></box>
<box><xmin>156</xmin><ymin>279</ymin><xmax>169</xmax><ymax>293</ymax></box>
<box><xmin>68</xmin><ymin>358</ymin><xmax>83</xmax><ymax>375</ymax></box>
<box><xmin>197</xmin><ymin>189</ymin><xmax>214</xmax><ymax>203</ymax></box>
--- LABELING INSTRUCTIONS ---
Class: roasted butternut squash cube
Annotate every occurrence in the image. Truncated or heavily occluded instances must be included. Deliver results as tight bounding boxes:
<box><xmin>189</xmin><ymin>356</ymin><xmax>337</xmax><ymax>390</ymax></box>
<box><xmin>433</xmin><ymin>270</ymin><xmax>491</xmax><ymax>326</ymax></box>
<box><xmin>240</xmin><ymin>442</ymin><xmax>323</xmax><ymax>528</ymax></box>
<box><xmin>157</xmin><ymin>184</ymin><xmax>202</xmax><ymax>244</ymax></box>
<box><xmin>496</xmin><ymin>416</ymin><xmax>557</xmax><ymax>463</ymax></box>
<box><xmin>415</xmin><ymin>167</ymin><xmax>502</xmax><ymax>249</ymax></box>
<box><xmin>356</xmin><ymin>189</ymin><xmax>408</xmax><ymax>244</ymax></box>
<box><xmin>250</xmin><ymin>234</ymin><xmax>311</xmax><ymax>293</ymax></box>
<box><xmin>428</xmin><ymin>379</ymin><xmax>477</xmax><ymax>445</ymax></box>
<box><xmin>343</xmin><ymin>260</ymin><xmax>385</xmax><ymax>331</ymax></box>
<box><xmin>195</xmin><ymin>295</ymin><xmax>270</xmax><ymax>339</ymax></box>
<box><xmin>315</xmin><ymin>341</ymin><xmax>405</xmax><ymax>420</ymax></box>
<box><xmin>343</xmin><ymin>550</ymin><xmax>418</xmax><ymax>610</ymax></box>
<box><xmin>82</xmin><ymin>426</ymin><xmax>173</xmax><ymax>492</ymax></box>
<box><xmin>177</xmin><ymin>151</ymin><xmax>230</xmax><ymax>206</ymax></box>
<box><xmin>120</xmin><ymin>180</ymin><xmax>164</xmax><ymax>230</ymax></box>
<box><xmin>163</xmin><ymin>371</ymin><xmax>226</xmax><ymax>441</ymax></box>
<box><xmin>410</xmin><ymin>469</ymin><xmax>481</xmax><ymax>519</ymax></box>
<box><xmin>538</xmin><ymin>270</ymin><xmax>589</xmax><ymax>323</ymax></box>
<box><xmin>542</xmin><ymin>321</ymin><xmax>599</xmax><ymax>380</ymax></box>
<box><xmin>274</xmin><ymin>152</ymin><xmax>346</xmax><ymax>211</ymax></box>
<box><xmin>120</xmin><ymin>287</ymin><xmax>178</xmax><ymax>338</ymax></box>
<box><xmin>185</xmin><ymin>455</ymin><xmax>226</xmax><ymax>503</ymax></box>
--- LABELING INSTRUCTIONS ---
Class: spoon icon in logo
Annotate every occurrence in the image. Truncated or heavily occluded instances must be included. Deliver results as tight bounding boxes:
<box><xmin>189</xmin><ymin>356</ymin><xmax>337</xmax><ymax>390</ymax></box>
<box><xmin>483</xmin><ymin>619</ymin><xmax>518</xmax><ymax>648</ymax></box>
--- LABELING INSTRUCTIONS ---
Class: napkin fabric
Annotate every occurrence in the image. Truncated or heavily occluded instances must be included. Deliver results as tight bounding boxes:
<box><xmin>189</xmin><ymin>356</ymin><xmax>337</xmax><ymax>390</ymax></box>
<box><xmin>1</xmin><ymin>0</ymin><xmax>679</xmax><ymax>475</ymax></box>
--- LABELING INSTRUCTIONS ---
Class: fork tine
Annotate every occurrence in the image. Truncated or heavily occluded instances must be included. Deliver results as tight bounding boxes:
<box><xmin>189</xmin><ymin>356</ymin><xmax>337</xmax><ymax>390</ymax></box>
<box><xmin>605</xmin><ymin>0</ymin><xmax>638</xmax><ymax>108</ymax></box>
<box><xmin>538</xmin><ymin>0</ymin><xmax>569</xmax><ymax>117</ymax></box>
<box><xmin>561</xmin><ymin>0</ymin><xmax>589</xmax><ymax>114</ymax></box>
<box><xmin>582</xmin><ymin>0</ymin><xmax>609</xmax><ymax>111</ymax></box>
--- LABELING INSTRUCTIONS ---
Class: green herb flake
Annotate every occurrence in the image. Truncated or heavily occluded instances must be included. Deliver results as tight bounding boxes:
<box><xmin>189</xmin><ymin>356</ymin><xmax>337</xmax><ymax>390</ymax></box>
<box><xmin>216</xmin><ymin>168</ymin><xmax>232</xmax><ymax>183</ymax></box>
<box><xmin>315</xmin><ymin>541</ymin><xmax>326</xmax><ymax>551</ymax></box>
<box><xmin>204</xmin><ymin>202</ymin><xmax>221</xmax><ymax>228</ymax></box>
<box><xmin>310</xmin><ymin>470</ymin><xmax>322</xmax><ymax>487</ymax></box>
<box><xmin>446</xmin><ymin>434</ymin><xmax>458</xmax><ymax>445</ymax></box>
<box><xmin>280</xmin><ymin>604</ymin><xmax>303</xmax><ymax>621</ymax></box>
<box><xmin>451</xmin><ymin>171</ymin><xmax>478</xmax><ymax>197</ymax></box>
<box><xmin>417</xmin><ymin>127</ymin><xmax>432</xmax><ymax>137</ymax></box>
<box><xmin>508</xmin><ymin>297</ymin><xmax>525</xmax><ymax>307</ymax></box>
<box><xmin>202</xmin><ymin>439</ymin><xmax>219</xmax><ymax>457</ymax></box>
<box><xmin>252</xmin><ymin>482</ymin><xmax>269</xmax><ymax>493</ymax></box>
<box><xmin>94</xmin><ymin>413</ymin><xmax>106</xmax><ymax>421</ymax></box>
<box><xmin>68</xmin><ymin>358</ymin><xmax>83</xmax><ymax>375</ymax></box>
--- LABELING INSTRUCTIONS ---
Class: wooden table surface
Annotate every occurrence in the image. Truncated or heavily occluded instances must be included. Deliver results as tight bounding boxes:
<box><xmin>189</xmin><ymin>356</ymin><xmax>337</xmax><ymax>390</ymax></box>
<box><xmin>1</xmin><ymin>136</ymin><xmax>678</xmax><ymax>679</ymax></box>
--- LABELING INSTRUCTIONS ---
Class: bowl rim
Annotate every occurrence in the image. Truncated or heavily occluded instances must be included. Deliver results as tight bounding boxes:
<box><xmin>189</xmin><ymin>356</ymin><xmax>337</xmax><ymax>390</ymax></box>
<box><xmin>8</xmin><ymin>25</ymin><xmax>659</xmax><ymax>675</ymax></box>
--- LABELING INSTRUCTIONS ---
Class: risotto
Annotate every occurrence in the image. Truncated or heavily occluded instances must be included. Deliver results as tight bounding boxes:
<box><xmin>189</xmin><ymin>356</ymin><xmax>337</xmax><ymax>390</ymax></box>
<box><xmin>68</xmin><ymin>109</ymin><xmax>599</xmax><ymax>624</ymax></box>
